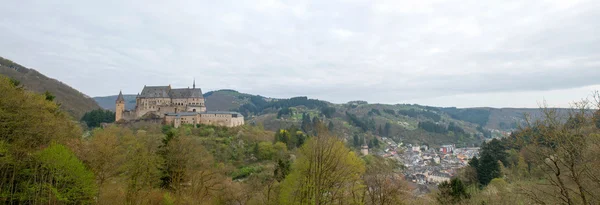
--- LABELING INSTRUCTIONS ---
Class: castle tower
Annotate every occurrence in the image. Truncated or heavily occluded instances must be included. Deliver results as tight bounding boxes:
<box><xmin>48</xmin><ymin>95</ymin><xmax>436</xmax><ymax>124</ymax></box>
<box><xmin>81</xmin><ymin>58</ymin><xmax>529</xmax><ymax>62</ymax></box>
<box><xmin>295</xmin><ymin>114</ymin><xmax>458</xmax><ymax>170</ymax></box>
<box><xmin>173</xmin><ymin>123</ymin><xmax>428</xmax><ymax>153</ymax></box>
<box><xmin>361</xmin><ymin>144</ymin><xmax>369</xmax><ymax>155</ymax></box>
<box><xmin>115</xmin><ymin>90</ymin><xmax>125</xmax><ymax>122</ymax></box>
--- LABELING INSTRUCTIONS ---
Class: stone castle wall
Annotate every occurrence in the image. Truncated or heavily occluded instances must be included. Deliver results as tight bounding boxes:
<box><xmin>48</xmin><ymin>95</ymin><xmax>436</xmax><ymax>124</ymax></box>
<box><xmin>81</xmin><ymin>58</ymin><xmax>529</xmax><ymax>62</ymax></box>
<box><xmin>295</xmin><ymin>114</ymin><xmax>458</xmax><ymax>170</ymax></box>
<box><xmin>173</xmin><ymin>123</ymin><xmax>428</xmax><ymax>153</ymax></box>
<box><xmin>116</xmin><ymin>85</ymin><xmax>241</xmax><ymax>128</ymax></box>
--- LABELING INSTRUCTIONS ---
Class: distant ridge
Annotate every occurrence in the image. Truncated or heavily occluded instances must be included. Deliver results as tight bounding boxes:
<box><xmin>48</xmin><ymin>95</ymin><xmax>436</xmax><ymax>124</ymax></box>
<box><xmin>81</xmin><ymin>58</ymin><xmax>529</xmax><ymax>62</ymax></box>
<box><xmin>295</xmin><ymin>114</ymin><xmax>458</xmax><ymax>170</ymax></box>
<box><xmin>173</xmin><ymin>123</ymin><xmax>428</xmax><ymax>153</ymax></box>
<box><xmin>0</xmin><ymin>56</ymin><xmax>102</xmax><ymax>119</ymax></box>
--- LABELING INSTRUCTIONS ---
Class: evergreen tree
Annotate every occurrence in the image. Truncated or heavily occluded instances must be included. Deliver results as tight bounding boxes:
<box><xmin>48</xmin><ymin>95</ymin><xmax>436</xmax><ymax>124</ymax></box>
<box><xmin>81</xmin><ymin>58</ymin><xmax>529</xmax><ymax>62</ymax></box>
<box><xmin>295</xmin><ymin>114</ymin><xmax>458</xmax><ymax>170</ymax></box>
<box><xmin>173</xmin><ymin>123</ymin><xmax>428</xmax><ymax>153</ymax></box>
<box><xmin>437</xmin><ymin>178</ymin><xmax>470</xmax><ymax>205</ymax></box>
<box><xmin>384</xmin><ymin>122</ymin><xmax>391</xmax><ymax>137</ymax></box>
<box><xmin>301</xmin><ymin>113</ymin><xmax>312</xmax><ymax>133</ymax></box>
<box><xmin>477</xmin><ymin>152</ymin><xmax>500</xmax><ymax>186</ymax></box>
<box><xmin>328</xmin><ymin>121</ymin><xmax>334</xmax><ymax>132</ymax></box>
<box><xmin>353</xmin><ymin>134</ymin><xmax>360</xmax><ymax>147</ymax></box>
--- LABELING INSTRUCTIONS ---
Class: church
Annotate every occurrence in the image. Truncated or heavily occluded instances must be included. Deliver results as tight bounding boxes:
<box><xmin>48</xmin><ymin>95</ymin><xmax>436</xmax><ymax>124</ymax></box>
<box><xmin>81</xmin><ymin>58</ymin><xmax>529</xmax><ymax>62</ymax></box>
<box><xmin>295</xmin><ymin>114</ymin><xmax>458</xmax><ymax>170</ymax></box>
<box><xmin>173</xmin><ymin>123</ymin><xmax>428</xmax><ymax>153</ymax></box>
<box><xmin>115</xmin><ymin>80</ymin><xmax>244</xmax><ymax>128</ymax></box>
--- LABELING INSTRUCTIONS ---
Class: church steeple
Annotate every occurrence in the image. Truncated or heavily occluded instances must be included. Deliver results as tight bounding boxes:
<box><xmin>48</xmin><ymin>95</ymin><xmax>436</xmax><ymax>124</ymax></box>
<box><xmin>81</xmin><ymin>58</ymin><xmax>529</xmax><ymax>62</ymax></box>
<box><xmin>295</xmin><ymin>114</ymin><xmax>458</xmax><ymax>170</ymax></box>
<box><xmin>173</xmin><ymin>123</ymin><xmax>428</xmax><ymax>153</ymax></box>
<box><xmin>193</xmin><ymin>78</ymin><xmax>196</xmax><ymax>89</ymax></box>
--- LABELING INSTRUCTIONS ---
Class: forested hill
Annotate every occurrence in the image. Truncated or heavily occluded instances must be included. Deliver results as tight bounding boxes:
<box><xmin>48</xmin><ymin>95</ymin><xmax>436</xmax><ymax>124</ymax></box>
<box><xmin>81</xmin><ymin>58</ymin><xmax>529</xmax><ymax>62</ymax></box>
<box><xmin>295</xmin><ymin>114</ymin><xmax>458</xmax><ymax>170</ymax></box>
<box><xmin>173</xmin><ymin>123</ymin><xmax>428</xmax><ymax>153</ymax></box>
<box><xmin>94</xmin><ymin>89</ymin><xmax>565</xmax><ymax>146</ymax></box>
<box><xmin>0</xmin><ymin>56</ymin><xmax>101</xmax><ymax>119</ymax></box>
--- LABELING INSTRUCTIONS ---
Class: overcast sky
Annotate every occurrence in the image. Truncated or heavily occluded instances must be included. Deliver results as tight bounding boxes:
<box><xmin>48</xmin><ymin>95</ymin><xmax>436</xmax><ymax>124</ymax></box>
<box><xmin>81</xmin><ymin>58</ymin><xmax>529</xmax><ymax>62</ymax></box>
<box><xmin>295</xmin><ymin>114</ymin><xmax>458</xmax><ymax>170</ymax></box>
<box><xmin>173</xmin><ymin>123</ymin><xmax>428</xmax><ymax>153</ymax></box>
<box><xmin>1</xmin><ymin>0</ymin><xmax>599</xmax><ymax>108</ymax></box>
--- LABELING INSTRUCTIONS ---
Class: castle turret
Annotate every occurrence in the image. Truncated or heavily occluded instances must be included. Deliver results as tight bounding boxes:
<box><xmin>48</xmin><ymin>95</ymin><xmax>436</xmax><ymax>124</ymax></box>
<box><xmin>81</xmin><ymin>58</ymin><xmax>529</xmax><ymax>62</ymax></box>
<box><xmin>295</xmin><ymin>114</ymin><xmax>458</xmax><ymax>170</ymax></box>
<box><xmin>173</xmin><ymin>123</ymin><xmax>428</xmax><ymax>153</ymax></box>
<box><xmin>115</xmin><ymin>90</ymin><xmax>125</xmax><ymax>122</ymax></box>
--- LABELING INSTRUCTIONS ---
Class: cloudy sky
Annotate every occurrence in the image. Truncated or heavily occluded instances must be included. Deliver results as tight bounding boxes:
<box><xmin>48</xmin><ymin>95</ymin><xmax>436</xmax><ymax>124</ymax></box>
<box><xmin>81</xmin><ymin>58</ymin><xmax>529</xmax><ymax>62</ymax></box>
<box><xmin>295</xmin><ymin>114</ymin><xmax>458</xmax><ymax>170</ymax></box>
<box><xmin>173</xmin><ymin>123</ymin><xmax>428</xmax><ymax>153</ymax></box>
<box><xmin>1</xmin><ymin>0</ymin><xmax>599</xmax><ymax>108</ymax></box>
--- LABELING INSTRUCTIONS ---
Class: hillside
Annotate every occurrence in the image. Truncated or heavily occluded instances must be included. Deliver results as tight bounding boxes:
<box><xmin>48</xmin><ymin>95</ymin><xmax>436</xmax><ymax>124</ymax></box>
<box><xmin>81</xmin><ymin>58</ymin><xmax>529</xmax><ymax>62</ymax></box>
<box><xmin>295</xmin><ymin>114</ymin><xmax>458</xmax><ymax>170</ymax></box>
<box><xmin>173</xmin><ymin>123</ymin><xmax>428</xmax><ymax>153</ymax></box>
<box><xmin>0</xmin><ymin>56</ymin><xmax>101</xmax><ymax>119</ymax></box>
<box><xmin>93</xmin><ymin>89</ymin><xmax>572</xmax><ymax>147</ymax></box>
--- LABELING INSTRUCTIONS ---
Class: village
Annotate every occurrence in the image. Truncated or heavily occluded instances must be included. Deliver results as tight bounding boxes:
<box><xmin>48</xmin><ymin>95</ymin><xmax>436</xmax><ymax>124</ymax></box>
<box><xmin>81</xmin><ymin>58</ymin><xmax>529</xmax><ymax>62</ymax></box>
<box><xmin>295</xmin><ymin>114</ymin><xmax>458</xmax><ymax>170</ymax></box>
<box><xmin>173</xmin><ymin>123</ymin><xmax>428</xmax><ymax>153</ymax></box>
<box><xmin>372</xmin><ymin>137</ymin><xmax>480</xmax><ymax>193</ymax></box>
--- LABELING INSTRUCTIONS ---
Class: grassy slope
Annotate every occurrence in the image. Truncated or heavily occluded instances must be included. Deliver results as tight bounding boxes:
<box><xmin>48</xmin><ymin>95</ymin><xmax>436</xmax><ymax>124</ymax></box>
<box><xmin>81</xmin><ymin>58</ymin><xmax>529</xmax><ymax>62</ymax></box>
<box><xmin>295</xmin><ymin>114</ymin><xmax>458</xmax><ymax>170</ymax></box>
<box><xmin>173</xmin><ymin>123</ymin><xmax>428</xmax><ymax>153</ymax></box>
<box><xmin>0</xmin><ymin>56</ymin><xmax>101</xmax><ymax>119</ymax></box>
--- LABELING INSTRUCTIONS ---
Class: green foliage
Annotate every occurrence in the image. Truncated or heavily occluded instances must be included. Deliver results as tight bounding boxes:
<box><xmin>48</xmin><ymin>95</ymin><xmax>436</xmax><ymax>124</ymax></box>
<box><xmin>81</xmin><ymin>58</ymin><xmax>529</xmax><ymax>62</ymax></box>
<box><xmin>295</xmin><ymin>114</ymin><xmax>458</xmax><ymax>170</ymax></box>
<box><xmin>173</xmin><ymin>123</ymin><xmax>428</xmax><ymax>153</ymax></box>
<box><xmin>256</xmin><ymin>141</ymin><xmax>287</xmax><ymax>160</ymax></box>
<box><xmin>448</xmin><ymin>122</ymin><xmax>466</xmax><ymax>135</ymax></box>
<box><xmin>368</xmin><ymin>108</ymin><xmax>381</xmax><ymax>116</ymax></box>
<box><xmin>346</xmin><ymin>111</ymin><xmax>376</xmax><ymax>132</ymax></box>
<box><xmin>481</xmin><ymin>139</ymin><xmax>509</xmax><ymax>167</ymax></box>
<box><xmin>320</xmin><ymin>106</ymin><xmax>336</xmax><ymax>118</ymax></box>
<box><xmin>277</xmin><ymin>107</ymin><xmax>294</xmax><ymax>119</ymax></box>
<box><xmin>442</xmin><ymin>107</ymin><xmax>490</xmax><ymax>126</ymax></box>
<box><xmin>44</xmin><ymin>90</ymin><xmax>56</xmax><ymax>102</ymax></box>
<box><xmin>368</xmin><ymin>137</ymin><xmax>381</xmax><ymax>148</ymax></box>
<box><xmin>465</xmin><ymin>139</ymin><xmax>508</xmax><ymax>187</ymax></box>
<box><xmin>232</xmin><ymin>166</ymin><xmax>263</xmax><ymax>180</ymax></box>
<box><xmin>239</xmin><ymin>96</ymin><xmax>329</xmax><ymax>117</ymax></box>
<box><xmin>9</xmin><ymin>77</ymin><xmax>20</xmax><ymax>87</ymax></box>
<box><xmin>476</xmin><ymin>152</ymin><xmax>501</xmax><ymax>186</ymax></box>
<box><xmin>81</xmin><ymin>109</ymin><xmax>115</xmax><ymax>128</ymax></box>
<box><xmin>418</xmin><ymin>121</ymin><xmax>447</xmax><ymax>133</ymax></box>
<box><xmin>0</xmin><ymin>76</ymin><xmax>81</xmax><ymax>151</ymax></box>
<box><xmin>353</xmin><ymin>134</ymin><xmax>361</xmax><ymax>147</ymax></box>
<box><xmin>382</xmin><ymin>109</ymin><xmax>396</xmax><ymax>116</ymax></box>
<box><xmin>34</xmin><ymin>143</ymin><xmax>98</xmax><ymax>204</ymax></box>
<box><xmin>274</xmin><ymin>128</ymin><xmax>308</xmax><ymax>150</ymax></box>
<box><xmin>477</xmin><ymin>125</ymin><xmax>492</xmax><ymax>138</ymax></box>
<box><xmin>437</xmin><ymin>178</ymin><xmax>470</xmax><ymax>205</ymax></box>
<box><xmin>279</xmin><ymin>136</ymin><xmax>365</xmax><ymax>204</ymax></box>
<box><xmin>398</xmin><ymin>108</ymin><xmax>441</xmax><ymax>122</ymax></box>
<box><xmin>384</xmin><ymin>122</ymin><xmax>392</xmax><ymax>137</ymax></box>
<box><xmin>274</xmin><ymin>158</ymin><xmax>291</xmax><ymax>182</ymax></box>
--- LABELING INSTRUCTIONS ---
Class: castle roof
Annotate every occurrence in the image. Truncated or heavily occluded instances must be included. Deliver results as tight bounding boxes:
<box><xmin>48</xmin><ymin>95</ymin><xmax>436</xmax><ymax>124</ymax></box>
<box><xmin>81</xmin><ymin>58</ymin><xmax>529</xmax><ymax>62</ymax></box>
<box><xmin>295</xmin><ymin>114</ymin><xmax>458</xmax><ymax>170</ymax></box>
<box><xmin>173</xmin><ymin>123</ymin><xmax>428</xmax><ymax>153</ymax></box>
<box><xmin>116</xmin><ymin>90</ymin><xmax>125</xmax><ymax>102</ymax></box>
<box><xmin>140</xmin><ymin>86</ymin><xmax>170</xmax><ymax>98</ymax></box>
<box><xmin>138</xmin><ymin>85</ymin><xmax>204</xmax><ymax>99</ymax></box>
<box><xmin>169</xmin><ymin>88</ymin><xmax>203</xmax><ymax>98</ymax></box>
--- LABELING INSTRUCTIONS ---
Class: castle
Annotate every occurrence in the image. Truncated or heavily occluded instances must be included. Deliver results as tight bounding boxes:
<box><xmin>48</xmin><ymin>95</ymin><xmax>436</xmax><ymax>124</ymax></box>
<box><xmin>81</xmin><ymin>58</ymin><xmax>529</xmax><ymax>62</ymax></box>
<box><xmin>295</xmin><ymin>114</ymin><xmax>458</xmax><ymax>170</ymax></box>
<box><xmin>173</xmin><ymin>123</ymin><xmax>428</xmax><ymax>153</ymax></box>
<box><xmin>115</xmin><ymin>80</ymin><xmax>244</xmax><ymax>128</ymax></box>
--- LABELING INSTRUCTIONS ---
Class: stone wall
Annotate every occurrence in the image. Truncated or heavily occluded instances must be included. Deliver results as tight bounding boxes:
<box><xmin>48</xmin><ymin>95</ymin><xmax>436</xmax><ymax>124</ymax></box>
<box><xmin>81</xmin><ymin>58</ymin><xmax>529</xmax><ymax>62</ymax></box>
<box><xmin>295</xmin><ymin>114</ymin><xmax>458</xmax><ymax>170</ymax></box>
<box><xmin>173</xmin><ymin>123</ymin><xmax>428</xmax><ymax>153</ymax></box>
<box><xmin>199</xmin><ymin>113</ymin><xmax>244</xmax><ymax>127</ymax></box>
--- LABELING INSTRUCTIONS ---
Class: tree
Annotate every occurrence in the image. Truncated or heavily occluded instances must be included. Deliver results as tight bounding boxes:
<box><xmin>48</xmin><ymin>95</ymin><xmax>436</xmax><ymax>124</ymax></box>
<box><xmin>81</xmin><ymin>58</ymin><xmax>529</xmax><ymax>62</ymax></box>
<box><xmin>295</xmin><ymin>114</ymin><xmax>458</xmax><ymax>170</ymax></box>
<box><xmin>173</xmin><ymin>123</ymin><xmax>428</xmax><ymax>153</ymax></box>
<box><xmin>0</xmin><ymin>76</ymin><xmax>84</xmax><ymax>203</ymax></box>
<box><xmin>594</xmin><ymin>110</ymin><xmax>600</xmax><ymax>129</ymax></box>
<box><xmin>384</xmin><ymin>122</ymin><xmax>392</xmax><ymax>137</ymax></box>
<box><xmin>328</xmin><ymin>121</ymin><xmax>334</xmax><ymax>132</ymax></box>
<box><xmin>353</xmin><ymin>134</ymin><xmax>360</xmax><ymax>147</ymax></box>
<box><xmin>279</xmin><ymin>135</ymin><xmax>365</xmax><ymax>204</ymax></box>
<box><xmin>120</xmin><ymin>131</ymin><xmax>162</xmax><ymax>204</ymax></box>
<box><xmin>81</xmin><ymin>126</ymin><xmax>126</xmax><ymax>187</ymax></box>
<box><xmin>274</xmin><ymin>158</ymin><xmax>291</xmax><ymax>182</ymax></box>
<box><xmin>81</xmin><ymin>109</ymin><xmax>116</xmax><ymax>128</ymax></box>
<box><xmin>33</xmin><ymin>143</ymin><xmax>98</xmax><ymax>204</ymax></box>
<box><xmin>513</xmin><ymin>101</ymin><xmax>600</xmax><ymax>205</ymax></box>
<box><xmin>476</xmin><ymin>152</ymin><xmax>500</xmax><ymax>186</ymax></box>
<box><xmin>301</xmin><ymin>113</ymin><xmax>312</xmax><ymax>133</ymax></box>
<box><xmin>436</xmin><ymin>178</ymin><xmax>470</xmax><ymax>205</ymax></box>
<box><xmin>43</xmin><ymin>90</ymin><xmax>56</xmax><ymax>102</ymax></box>
<box><xmin>481</xmin><ymin>138</ymin><xmax>509</xmax><ymax>167</ymax></box>
<box><xmin>362</xmin><ymin>155</ymin><xmax>407</xmax><ymax>205</ymax></box>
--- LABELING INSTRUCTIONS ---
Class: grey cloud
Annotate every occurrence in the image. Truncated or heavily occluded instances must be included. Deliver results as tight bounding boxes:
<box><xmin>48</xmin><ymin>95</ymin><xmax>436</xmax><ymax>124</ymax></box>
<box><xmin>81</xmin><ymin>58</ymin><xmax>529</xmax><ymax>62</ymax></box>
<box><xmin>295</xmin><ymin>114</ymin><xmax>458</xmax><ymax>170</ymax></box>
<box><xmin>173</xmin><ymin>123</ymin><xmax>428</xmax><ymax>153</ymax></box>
<box><xmin>0</xmin><ymin>0</ymin><xmax>599</xmax><ymax>107</ymax></box>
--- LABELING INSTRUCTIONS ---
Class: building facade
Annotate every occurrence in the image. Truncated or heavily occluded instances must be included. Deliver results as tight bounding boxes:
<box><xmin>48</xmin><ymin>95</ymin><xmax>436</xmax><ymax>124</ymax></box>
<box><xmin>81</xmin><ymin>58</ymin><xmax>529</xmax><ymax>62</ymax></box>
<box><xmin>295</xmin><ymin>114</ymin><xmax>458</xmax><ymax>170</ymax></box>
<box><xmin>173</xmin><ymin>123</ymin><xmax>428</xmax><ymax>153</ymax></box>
<box><xmin>115</xmin><ymin>81</ymin><xmax>244</xmax><ymax>128</ymax></box>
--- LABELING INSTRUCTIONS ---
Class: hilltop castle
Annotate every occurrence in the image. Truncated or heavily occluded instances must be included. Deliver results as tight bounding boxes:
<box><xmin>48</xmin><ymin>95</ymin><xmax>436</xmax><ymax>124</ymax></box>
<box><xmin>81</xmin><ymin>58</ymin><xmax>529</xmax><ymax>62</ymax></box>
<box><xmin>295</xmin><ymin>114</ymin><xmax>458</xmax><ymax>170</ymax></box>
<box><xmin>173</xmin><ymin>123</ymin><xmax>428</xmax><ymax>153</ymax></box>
<box><xmin>115</xmin><ymin>80</ymin><xmax>244</xmax><ymax>128</ymax></box>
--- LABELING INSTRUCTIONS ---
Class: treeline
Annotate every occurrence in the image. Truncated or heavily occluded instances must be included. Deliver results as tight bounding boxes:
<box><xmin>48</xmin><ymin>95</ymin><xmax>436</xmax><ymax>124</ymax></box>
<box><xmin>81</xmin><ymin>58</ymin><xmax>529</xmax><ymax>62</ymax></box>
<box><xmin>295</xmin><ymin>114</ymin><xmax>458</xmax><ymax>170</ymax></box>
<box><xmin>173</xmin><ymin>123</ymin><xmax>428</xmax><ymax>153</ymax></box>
<box><xmin>81</xmin><ymin>109</ymin><xmax>115</xmax><ymax>128</ymax></box>
<box><xmin>238</xmin><ymin>96</ymin><xmax>331</xmax><ymax>118</ymax></box>
<box><xmin>0</xmin><ymin>76</ymin><xmax>96</xmax><ymax>203</ymax></box>
<box><xmin>440</xmin><ymin>101</ymin><xmax>600</xmax><ymax>204</ymax></box>
<box><xmin>418</xmin><ymin>121</ymin><xmax>447</xmax><ymax>133</ymax></box>
<box><xmin>441</xmin><ymin>107</ymin><xmax>490</xmax><ymax>126</ymax></box>
<box><xmin>398</xmin><ymin>108</ymin><xmax>442</xmax><ymax>122</ymax></box>
<box><xmin>346</xmin><ymin>111</ymin><xmax>376</xmax><ymax>132</ymax></box>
